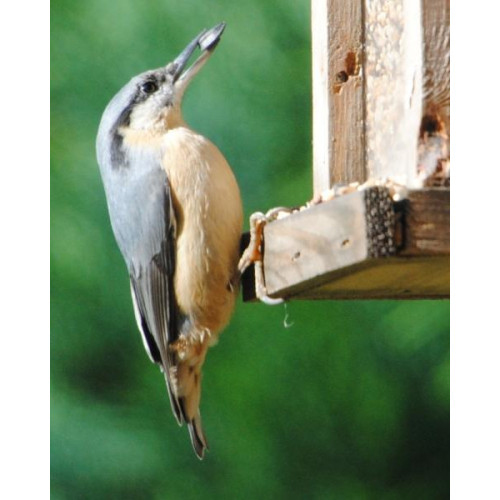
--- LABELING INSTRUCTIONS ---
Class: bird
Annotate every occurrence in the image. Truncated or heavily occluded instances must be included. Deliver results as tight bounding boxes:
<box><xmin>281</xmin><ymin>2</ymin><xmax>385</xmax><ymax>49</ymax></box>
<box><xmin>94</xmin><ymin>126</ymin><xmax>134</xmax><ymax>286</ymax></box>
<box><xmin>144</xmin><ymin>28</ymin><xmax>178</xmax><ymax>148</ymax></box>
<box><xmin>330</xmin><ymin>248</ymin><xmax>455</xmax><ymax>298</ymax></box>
<box><xmin>96</xmin><ymin>22</ymin><xmax>243</xmax><ymax>459</ymax></box>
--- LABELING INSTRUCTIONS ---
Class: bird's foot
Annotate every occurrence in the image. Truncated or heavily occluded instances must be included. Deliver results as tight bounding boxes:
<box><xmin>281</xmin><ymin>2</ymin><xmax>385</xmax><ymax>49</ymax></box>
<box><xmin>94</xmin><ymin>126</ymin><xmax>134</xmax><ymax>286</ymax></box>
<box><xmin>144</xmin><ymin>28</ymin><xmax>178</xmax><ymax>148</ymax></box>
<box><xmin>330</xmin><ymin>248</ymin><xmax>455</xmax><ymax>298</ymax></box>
<box><xmin>238</xmin><ymin>208</ymin><xmax>292</xmax><ymax>305</ymax></box>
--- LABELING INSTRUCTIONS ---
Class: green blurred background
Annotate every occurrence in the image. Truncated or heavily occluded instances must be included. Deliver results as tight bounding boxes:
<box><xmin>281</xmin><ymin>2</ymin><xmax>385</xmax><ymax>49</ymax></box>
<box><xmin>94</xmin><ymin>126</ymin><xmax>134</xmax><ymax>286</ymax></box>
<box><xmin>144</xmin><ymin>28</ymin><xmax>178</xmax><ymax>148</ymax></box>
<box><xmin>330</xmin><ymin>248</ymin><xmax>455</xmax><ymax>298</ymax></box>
<box><xmin>51</xmin><ymin>0</ymin><xmax>449</xmax><ymax>498</ymax></box>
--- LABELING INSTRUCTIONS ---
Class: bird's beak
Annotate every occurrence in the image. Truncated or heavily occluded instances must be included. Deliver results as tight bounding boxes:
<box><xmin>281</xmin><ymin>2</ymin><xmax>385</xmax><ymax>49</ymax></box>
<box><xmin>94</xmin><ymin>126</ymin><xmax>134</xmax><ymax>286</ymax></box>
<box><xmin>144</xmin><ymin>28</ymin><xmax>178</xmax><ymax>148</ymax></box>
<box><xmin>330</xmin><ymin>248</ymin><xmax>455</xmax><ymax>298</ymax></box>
<box><xmin>172</xmin><ymin>22</ymin><xmax>226</xmax><ymax>90</ymax></box>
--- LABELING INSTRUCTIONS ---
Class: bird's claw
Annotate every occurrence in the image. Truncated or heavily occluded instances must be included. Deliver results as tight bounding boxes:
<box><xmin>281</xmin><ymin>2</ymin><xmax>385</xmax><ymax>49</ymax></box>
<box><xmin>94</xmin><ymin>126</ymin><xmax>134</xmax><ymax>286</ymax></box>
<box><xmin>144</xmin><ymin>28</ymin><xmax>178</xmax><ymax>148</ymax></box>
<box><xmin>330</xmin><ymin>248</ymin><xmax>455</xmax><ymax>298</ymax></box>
<box><xmin>239</xmin><ymin>209</ymin><xmax>293</xmax><ymax>305</ymax></box>
<box><xmin>238</xmin><ymin>212</ymin><xmax>266</xmax><ymax>275</ymax></box>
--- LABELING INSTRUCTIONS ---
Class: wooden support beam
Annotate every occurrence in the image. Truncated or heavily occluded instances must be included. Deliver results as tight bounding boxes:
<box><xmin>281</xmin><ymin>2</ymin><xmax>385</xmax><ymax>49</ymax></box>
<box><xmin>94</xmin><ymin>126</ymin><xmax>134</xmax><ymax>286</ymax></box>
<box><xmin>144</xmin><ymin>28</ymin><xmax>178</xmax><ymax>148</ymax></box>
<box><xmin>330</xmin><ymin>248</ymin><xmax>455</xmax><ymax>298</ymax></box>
<box><xmin>419</xmin><ymin>0</ymin><xmax>450</xmax><ymax>185</ymax></box>
<box><xmin>311</xmin><ymin>0</ymin><xmax>366</xmax><ymax>194</ymax></box>
<box><xmin>364</xmin><ymin>0</ymin><xmax>424</xmax><ymax>187</ymax></box>
<box><xmin>312</xmin><ymin>0</ymin><xmax>450</xmax><ymax>191</ymax></box>
<box><xmin>241</xmin><ymin>188</ymin><xmax>449</xmax><ymax>301</ymax></box>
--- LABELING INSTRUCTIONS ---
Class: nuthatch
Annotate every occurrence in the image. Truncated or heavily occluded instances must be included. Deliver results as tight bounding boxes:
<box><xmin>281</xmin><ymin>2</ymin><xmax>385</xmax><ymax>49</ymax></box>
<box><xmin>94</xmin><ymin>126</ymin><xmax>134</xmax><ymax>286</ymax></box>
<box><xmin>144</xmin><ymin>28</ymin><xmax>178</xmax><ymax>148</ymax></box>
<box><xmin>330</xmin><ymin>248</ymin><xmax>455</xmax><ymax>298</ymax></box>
<box><xmin>96</xmin><ymin>23</ymin><xmax>243</xmax><ymax>459</ymax></box>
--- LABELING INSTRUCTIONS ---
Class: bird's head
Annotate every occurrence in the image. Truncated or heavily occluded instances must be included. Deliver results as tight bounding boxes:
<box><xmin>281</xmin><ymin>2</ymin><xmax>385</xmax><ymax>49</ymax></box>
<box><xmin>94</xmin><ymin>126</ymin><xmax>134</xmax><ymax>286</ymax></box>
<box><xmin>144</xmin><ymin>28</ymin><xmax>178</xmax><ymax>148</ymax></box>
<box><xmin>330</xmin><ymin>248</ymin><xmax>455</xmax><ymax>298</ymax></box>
<box><xmin>100</xmin><ymin>22</ymin><xmax>226</xmax><ymax>135</ymax></box>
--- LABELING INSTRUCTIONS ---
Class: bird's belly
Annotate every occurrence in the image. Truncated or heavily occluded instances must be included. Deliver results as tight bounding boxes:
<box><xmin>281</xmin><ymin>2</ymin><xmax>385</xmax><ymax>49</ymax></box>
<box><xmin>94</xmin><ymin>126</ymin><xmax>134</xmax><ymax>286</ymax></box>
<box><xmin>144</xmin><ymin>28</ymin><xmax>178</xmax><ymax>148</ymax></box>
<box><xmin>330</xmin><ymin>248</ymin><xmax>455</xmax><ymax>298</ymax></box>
<box><xmin>162</xmin><ymin>127</ymin><xmax>243</xmax><ymax>337</ymax></box>
<box><xmin>174</xmin><ymin>215</ymin><xmax>239</xmax><ymax>336</ymax></box>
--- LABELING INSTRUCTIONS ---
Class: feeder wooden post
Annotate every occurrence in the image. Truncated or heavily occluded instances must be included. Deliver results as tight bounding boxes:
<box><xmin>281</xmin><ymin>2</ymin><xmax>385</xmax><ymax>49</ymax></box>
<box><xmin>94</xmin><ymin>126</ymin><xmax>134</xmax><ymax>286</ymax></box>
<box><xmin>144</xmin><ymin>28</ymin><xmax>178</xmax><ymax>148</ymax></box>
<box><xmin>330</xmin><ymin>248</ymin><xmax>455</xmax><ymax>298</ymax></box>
<box><xmin>312</xmin><ymin>0</ymin><xmax>450</xmax><ymax>193</ymax></box>
<box><xmin>311</xmin><ymin>0</ymin><xmax>366</xmax><ymax>194</ymax></box>
<box><xmin>241</xmin><ymin>0</ymin><xmax>450</xmax><ymax>302</ymax></box>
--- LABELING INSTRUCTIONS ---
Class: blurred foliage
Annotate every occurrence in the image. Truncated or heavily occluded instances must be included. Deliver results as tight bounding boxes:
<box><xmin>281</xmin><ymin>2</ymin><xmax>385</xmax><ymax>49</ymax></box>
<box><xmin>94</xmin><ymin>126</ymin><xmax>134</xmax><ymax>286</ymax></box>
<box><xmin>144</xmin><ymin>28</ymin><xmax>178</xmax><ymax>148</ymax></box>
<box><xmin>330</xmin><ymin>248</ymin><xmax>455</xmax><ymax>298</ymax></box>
<box><xmin>51</xmin><ymin>0</ymin><xmax>449</xmax><ymax>498</ymax></box>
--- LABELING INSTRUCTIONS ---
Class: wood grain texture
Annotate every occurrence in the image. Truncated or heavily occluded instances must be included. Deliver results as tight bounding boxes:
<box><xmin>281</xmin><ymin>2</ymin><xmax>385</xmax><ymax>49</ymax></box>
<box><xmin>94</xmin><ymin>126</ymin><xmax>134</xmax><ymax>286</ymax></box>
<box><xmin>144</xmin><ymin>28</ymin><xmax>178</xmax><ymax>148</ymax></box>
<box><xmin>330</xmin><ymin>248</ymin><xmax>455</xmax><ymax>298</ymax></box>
<box><xmin>241</xmin><ymin>188</ymin><xmax>449</xmax><ymax>301</ymax></box>
<box><xmin>292</xmin><ymin>256</ymin><xmax>449</xmax><ymax>299</ymax></box>
<box><xmin>311</xmin><ymin>0</ymin><xmax>333</xmax><ymax>195</ymax></box>
<box><xmin>262</xmin><ymin>187</ymin><xmax>396</xmax><ymax>298</ymax></box>
<box><xmin>421</xmin><ymin>0</ymin><xmax>450</xmax><ymax>133</ymax></box>
<box><xmin>364</xmin><ymin>0</ymin><xmax>423</xmax><ymax>187</ymax></box>
<box><xmin>312</xmin><ymin>0</ymin><xmax>366</xmax><ymax>196</ymax></box>
<box><xmin>418</xmin><ymin>0</ymin><xmax>450</xmax><ymax>183</ymax></box>
<box><xmin>400</xmin><ymin>188</ymin><xmax>450</xmax><ymax>255</ymax></box>
<box><xmin>311</xmin><ymin>0</ymin><xmax>450</xmax><ymax>190</ymax></box>
<box><xmin>240</xmin><ymin>2</ymin><xmax>452</xmax><ymax>302</ymax></box>
<box><xmin>262</xmin><ymin>191</ymin><xmax>369</xmax><ymax>296</ymax></box>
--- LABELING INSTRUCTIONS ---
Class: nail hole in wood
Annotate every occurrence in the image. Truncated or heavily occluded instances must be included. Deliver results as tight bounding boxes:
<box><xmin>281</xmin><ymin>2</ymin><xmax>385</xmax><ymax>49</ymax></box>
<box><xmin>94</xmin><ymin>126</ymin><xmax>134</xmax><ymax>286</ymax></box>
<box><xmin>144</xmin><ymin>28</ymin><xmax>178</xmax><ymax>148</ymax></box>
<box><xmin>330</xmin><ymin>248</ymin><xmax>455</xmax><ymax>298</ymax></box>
<box><xmin>336</xmin><ymin>71</ymin><xmax>348</xmax><ymax>83</ymax></box>
<box><xmin>420</xmin><ymin>113</ymin><xmax>444</xmax><ymax>137</ymax></box>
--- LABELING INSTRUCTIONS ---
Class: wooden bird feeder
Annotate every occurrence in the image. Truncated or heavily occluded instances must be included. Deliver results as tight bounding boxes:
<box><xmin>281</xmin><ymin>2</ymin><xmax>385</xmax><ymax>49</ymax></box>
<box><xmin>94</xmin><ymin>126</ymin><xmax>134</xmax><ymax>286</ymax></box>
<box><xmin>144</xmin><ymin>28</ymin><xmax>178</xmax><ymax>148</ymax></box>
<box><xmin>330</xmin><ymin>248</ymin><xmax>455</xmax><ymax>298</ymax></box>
<box><xmin>242</xmin><ymin>0</ymin><xmax>450</xmax><ymax>301</ymax></box>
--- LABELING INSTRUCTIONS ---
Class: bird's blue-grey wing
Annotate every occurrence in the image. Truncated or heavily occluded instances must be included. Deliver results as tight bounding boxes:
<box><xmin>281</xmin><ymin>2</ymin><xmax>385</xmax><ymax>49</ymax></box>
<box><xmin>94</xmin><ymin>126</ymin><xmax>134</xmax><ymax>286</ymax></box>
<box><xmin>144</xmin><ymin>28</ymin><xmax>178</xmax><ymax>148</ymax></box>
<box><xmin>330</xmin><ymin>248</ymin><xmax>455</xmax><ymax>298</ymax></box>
<box><xmin>98</xmin><ymin>144</ymin><xmax>183</xmax><ymax>423</ymax></box>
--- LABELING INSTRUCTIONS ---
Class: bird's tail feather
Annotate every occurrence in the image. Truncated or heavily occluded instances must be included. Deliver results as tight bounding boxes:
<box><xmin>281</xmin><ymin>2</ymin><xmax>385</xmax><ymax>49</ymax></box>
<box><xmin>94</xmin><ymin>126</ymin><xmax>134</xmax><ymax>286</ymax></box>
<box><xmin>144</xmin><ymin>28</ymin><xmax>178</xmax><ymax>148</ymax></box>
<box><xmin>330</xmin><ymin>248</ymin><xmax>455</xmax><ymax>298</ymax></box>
<box><xmin>178</xmin><ymin>395</ymin><xmax>208</xmax><ymax>459</ymax></box>
<box><xmin>187</xmin><ymin>412</ymin><xmax>209</xmax><ymax>459</ymax></box>
<box><xmin>172</xmin><ymin>348</ymin><xmax>209</xmax><ymax>459</ymax></box>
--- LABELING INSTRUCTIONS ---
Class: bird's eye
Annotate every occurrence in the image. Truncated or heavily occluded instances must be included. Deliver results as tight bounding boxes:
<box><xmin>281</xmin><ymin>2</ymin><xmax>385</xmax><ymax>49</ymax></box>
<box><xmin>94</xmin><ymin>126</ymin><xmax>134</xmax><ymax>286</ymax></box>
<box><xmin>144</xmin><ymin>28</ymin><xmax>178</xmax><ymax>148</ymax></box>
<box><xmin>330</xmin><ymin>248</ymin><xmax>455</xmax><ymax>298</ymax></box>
<box><xmin>140</xmin><ymin>80</ymin><xmax>158</xmax><ymax>94</ymax></box>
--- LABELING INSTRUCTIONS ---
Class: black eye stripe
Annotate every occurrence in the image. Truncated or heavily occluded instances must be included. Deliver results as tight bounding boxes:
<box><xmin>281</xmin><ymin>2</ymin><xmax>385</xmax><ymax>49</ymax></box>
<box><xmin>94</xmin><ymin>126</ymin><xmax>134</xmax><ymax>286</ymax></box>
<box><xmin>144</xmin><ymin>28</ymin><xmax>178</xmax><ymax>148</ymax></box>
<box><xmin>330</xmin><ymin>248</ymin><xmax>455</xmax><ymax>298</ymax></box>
<box><xmin>140</xmin><ymin>80</ymin><xmax>158</xmax><ymax>94</ymax></box>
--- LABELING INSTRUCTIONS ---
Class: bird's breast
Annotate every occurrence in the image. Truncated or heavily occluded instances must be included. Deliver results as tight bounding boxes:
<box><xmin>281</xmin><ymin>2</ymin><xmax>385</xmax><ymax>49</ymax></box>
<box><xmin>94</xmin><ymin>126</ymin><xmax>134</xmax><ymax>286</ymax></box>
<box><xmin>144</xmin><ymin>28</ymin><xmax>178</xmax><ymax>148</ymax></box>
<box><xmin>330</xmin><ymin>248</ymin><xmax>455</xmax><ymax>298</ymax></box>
<box><xmin>161</xmin><ymin>127</ymin><xmax>243</xmax><ymax>334</ymax></box>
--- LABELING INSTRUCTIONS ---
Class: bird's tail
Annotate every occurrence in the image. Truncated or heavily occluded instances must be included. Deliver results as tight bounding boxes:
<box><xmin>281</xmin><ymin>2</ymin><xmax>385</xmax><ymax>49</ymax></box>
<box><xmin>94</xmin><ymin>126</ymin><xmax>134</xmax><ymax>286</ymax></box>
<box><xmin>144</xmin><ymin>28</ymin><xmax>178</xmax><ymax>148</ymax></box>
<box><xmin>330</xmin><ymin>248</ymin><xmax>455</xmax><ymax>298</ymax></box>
<box><xmin>176</xmin><ymin>364</ymin><xmax>209</xmax><ymax>459</ymax></box>
<box><xmin>187</xmin><ymin>411</ymin><xmax>208</xmax><ymax>459</ymax></box>
<box><xmin>168</xmin><ymin>339</ymin><xmax>210</xmax><ymax>459</ymax></box>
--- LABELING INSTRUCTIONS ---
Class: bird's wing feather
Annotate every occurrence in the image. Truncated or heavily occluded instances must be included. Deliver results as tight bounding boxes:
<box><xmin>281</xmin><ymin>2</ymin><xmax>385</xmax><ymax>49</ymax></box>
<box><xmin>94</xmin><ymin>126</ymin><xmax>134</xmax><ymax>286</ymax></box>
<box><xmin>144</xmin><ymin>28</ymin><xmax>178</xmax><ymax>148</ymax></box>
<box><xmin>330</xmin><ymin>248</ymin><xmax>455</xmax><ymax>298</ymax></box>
<box><xmin>128</xmin><ymin>181</ymin><xmax>183</xmax><ymax>423</ymax></box>
<box><xmin>100</xmin><ymin>148</ymin><xmax>185</xmax><ymax>423</ymax></box>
